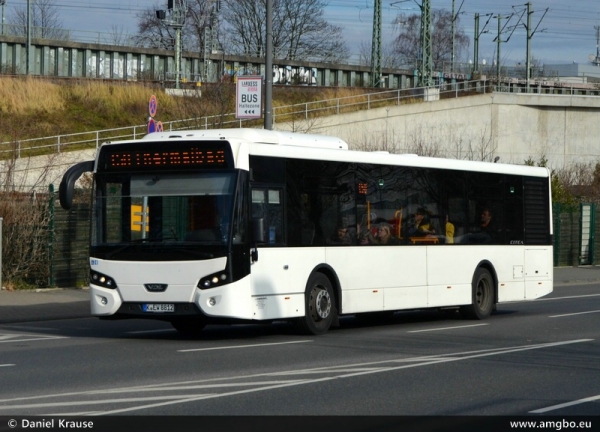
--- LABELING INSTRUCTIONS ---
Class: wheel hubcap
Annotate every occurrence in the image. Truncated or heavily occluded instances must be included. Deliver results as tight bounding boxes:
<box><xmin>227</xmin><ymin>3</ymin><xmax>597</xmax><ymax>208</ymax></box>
<box><xmin>314</xmin><ymin>288</ymin><xmax>331</xmax><ymax>320</ymax></box>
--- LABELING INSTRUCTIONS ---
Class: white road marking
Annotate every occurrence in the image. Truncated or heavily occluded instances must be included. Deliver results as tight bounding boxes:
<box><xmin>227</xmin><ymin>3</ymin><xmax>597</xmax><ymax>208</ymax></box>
<box><xmin>0</xmin><ymin>364</ymin><xmax>15</xmax><ymax>367</ymax></box>
<box><xmin>82</xmin><ymin>381</ymin><xmax>307</xmax><ymax>394</ymax></box>
<box><xmin>530</xmin><ymin>394</ymin><xmax>600</xmax><ymax>413</ymax></box>
<box><xmin>0</xmin><ymin>334</ymin><xmax>68</xmax><ymax>344</ymax></box>
<box><xmin>0</xmin><ymin>395</ymin><xmax>218</xmax><ymax>410</ymax></box>
<box><xmin>407</xmin><ymin>323</ymin><xmax>489</xmax><ymax>333</ymax></box>
<box><xmin>0</xmin><ymin>339</ymin><xmax>592</xmax><ymax>415</ymax></box>
<box><xmin>509</xmin><ymin>293</ymin><xmax>600</xmax><ymax>303</ymax></box>
<box><xmin>178</xmin><ymin>340</ymin><xmax>313</xmax><ymax>352</ymax></box>
<box><xmin>45</xmin><ymin>411</ymin><xmax>103</xmax><ymax>416</ymax></box>
<box><xmin>127</xmin><ymin>329</ymin><xmax>176</xmax><ymax>334</ymax></box>
<box><xmin>98</xmin><ymin>339</ymin><xmax>595</xmax><ymax>415</ymax></box>
<box><xmin>0</xmin><ymin>325</ymin><xmax>56</xmax><ymax>331</ymax></box>
<box><xmin>549</xmin><ymin>310</ymin><xmax>600</xmax><ymax>318</ymax></box>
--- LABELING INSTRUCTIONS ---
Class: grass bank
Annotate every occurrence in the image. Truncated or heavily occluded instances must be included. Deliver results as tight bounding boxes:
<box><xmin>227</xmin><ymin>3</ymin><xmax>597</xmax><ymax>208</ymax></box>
<box><xmin>0</xmin><ymin>76</ymin><xmax>372</xmax><ymax>144</ymax></box>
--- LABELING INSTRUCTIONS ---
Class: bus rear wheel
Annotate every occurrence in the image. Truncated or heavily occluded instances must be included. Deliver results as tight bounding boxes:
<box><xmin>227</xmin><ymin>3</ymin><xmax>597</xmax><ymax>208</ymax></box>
<box><xmin>171</xmin><ymin>317</ymin><xmax>206</xmax><ymax>337</ymax></box>
<box><xmin>460</xmin><ymin>267</ymin><xmax>495</xmax><ymax>320</ymax></box>
<box><xmin>298</xmin><ymin>273</ymin><xmax>336</xmax><ymax>335</ymax></box>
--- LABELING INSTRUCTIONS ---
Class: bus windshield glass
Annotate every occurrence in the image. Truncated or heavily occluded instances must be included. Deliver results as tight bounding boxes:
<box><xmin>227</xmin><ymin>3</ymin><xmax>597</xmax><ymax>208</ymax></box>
<box><xmin>91</xmin><ymin>171</ymin><xmax>240</xmax><ymax>261</ymax></box>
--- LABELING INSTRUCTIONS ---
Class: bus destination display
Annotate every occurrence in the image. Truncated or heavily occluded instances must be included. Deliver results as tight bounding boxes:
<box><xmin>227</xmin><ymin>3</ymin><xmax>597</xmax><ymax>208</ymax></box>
<box><xmin>100</xmin><ymin>144</ymin><xmax>232</xmax><ymax>171</ymax></box>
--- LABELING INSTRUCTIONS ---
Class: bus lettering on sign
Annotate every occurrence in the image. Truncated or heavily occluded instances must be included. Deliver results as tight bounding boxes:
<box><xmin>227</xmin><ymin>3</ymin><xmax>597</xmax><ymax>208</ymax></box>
<box><xmin>236</xmin><ymin>76</ymin><xmax>262</xmax><ymax>119</ymax></box>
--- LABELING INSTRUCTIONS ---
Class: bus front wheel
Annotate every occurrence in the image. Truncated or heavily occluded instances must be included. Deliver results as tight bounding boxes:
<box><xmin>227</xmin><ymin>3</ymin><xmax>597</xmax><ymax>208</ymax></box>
<box><xmin>298</xmin><ymin>273</ymin><xmax>336</xmax><ymax>335</ymax></box>
<box><xmin>460</xmin><ymin>267</ymin><xmax>495</xmax><ymax>320</ymax></box>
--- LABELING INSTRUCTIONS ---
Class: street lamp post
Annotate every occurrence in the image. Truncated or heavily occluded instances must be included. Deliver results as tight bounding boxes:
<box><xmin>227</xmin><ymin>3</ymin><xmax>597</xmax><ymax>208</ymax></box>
<box><xmin>26</xmin><ymin>0</ymin><xmax>31</xmax><ymax>75</ymax></box>
<box><xmin>156</xmin><ymin>1</ymin><xmax>188</xmax><ymax>89</ymax></box>
<box><xmin>1</xmin><ymin>0</ymin><xmax>6</xmax><ymax>36</ymax></box>
<box><xmin>264</xmin><ymin>0</ymin><xmax>273</xmax><ymax>130</ymax></box>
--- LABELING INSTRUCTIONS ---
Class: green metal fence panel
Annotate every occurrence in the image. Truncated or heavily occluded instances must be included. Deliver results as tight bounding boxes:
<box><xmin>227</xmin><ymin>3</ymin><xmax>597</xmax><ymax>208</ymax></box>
<box><xmin>553</xmin><ymin>204</ymin><xmax>580</xmax><ymax>267</ymax></box>
<box><xmin>579</xmin><ymin>203</ymin><xmax>594</xmax><ymax>265</ymax></box>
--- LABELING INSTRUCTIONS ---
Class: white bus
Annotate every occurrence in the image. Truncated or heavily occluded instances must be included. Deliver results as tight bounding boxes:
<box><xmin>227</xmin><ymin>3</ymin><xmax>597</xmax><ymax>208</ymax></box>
<box><xmin>59</xmin><ymin>128</ymin><xmax>553</xmax><ymax>335</ymax></box>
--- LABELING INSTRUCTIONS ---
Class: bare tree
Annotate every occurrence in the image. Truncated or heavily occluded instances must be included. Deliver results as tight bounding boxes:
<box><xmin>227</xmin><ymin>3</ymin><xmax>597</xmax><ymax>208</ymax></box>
<box><xmin>104</xmin><ymin>25</ymin><xmax>130</xmax><ymax>46</ymax></box>
<box><xmin>0</xmin><ymin>191</ymin><xmax>51</xmax><ymax>289</ymax></box>
<box><xmin>134</xmin><ymin>4</ymin><xmax>180</xmax><ymax>50</ymax></box>
<box><xmin>221</xmin><ymin>0</ymin><xmax>349</xmax><ymax>63</ymax></box>
<box><xmin>9</xmin><ymin>0</ymin><xmax>68</xmax><ymax>40</ymax></box>
<box><xmin>357</xmin><ymin>40</ymin><xmax>404</xmax><ymax>69</ymax></box>
<box><xmin>0</xmin><ymin>133</ymin><xmax>62</xmax><ymax>289</ymax></box>
<box><xmin>391</xmin><ymin>9</ymin><xmax>469</xmax><ymax>70</ymax></box>
<box><xmin>134</xmin><ymin>1</ymin><xmax>217</xmax><ymax>52</ymax></box>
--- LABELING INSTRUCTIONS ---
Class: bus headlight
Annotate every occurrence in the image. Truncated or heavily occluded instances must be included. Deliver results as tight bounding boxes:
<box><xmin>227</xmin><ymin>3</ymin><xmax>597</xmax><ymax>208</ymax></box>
<box><xmin>198</xmin><ymin>272</ymin><xmax>228</xmax><ymax>289</ymax></box>
<box><xmin>90</xmin><ymin>270</ymin><xmax>118</xmax><ymax>289</ymax></box>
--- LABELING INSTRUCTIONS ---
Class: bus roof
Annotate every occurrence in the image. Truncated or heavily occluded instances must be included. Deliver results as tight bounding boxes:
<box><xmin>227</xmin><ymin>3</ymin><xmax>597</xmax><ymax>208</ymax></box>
<box><xmin>115</xmin><ymin>128</ymin><xmax>548</xmax><ymax>178</ymax></box>
<box><xmin>139</xmin><ymin>128</ymin><xmax>348</xmax><ymax>150</ymax></box>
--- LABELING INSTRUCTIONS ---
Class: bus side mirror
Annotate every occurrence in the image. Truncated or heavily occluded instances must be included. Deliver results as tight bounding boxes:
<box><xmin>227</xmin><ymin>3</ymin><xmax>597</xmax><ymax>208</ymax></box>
<box><xmin>252</xmin><ymin>218</ymin><xmax>265</xmax><ymax>243</ymax></box>
<box><xmin>59</xmin><ymin>160</ymin><xmax>94</xmax><ymax>210</ymax></box>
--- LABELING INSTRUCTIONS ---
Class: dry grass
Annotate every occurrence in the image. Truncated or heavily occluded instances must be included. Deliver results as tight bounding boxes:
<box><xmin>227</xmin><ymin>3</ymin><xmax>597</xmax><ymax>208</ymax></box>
<box><xmin>0</xmin><ymin>76</ymin><xmax>383</xmax><ymax>145</ymax></box>
<box><xmin>0</xmin><ymin>77</ymin><xmax>65</xmax><ymax>114</ymax></box>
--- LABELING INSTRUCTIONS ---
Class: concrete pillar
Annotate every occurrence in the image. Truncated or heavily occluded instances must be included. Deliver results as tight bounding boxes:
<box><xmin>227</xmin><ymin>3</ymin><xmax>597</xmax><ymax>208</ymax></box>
<box><xmin>57</xmin><ymin>47</ymin><xmax>64</xmax><ymax>76</ymax></box>
<box><xmin>42</xmin><ymin>46</ymin><xmax>50</xmax><ymax>75</ymax></box>
<box><xmin>0</xmin><ymin>42</ymin><xmax>6</xmax><ymax>67</ymax></box>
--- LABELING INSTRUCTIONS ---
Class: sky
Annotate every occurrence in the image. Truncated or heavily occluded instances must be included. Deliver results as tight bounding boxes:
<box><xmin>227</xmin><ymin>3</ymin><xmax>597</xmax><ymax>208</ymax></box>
<box><xmin>3</xmin><ymin>0</ymin><xmax>600</xmax><ymax>66</ymax></box>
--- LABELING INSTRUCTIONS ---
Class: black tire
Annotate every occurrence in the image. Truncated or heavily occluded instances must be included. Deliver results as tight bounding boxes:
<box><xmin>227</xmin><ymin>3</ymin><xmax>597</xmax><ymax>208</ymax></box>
<box><xmin>171</xmin><ymin>317</ymin><xmax>206</xmax><ymax>337</ymax></box>
<box><xmin>298</xmin><ymin>273</ymin><xmax>336</xmax><ymax>335</ymax></box>
<box><xmin>460</xmin><ymin>267</ymin><xmax>495</xmax><ymax>320</ymax></box>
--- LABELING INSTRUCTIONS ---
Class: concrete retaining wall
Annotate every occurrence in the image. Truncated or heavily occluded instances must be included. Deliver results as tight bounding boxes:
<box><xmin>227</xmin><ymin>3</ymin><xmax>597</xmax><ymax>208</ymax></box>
<box><xmin>275</xmin><ymin>92</ymin><xmax>600</xmax><ymax>168</ymax></box>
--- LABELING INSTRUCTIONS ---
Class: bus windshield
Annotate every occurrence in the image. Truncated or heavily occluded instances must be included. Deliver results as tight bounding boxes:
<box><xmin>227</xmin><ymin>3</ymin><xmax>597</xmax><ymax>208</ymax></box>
<box><xmin>91</xmin><ymin>171</ymin><xmax>241</xmax><ymax>261</ymax></box>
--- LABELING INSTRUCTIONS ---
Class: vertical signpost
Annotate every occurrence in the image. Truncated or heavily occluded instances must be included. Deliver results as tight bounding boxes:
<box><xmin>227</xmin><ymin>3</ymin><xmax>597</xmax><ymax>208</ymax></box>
<box><xmin>236</xmin><ymin>76</ymin><xmax>263</xmax><ymax>120</ymax></box>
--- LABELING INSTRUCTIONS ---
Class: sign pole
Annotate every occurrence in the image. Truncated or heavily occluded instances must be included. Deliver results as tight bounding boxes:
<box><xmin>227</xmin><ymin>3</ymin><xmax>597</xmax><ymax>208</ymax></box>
<box><xmin>0</xmin><ymin>217</ymin><xmax>3</xmax><ymax>291</ymax></box>
<box><xmin>264</xmin><ymin>0</ymin><xmax>273</xmax><ymax>129</ymax></box>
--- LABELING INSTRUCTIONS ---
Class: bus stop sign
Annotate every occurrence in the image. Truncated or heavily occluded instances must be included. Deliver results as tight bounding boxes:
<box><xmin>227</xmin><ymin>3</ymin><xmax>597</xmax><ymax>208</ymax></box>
<box><xmin>236</xmin><ymin>76</ymin><xmax>262</xmax><ymax>119</ymax></box>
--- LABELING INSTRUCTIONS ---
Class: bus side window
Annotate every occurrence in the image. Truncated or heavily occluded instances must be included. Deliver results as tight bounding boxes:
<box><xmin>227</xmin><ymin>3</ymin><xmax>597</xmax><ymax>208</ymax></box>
<box><xmin>251</xmin><ymin>187</ymin><xmax>284</xmax><ymax>245</ymax></box>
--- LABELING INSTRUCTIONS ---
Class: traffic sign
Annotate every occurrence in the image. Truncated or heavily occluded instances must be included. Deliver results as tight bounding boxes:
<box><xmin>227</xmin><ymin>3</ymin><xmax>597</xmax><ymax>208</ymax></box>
<box><xmin>156</xmin><ymin>121</ymin><xmax>163</xmax><ymax>132</ymax></box>
<box><xmin>148</xmin><ymin>94</ymin><xmax>157</xmax><ymax>118</ymax></box>
<box><xmin>147</xmin><ymin>118</ymin><xmax>156</xmax><ymax>133</ymax></box>
<box><xmin>236</xmin><ymin>76</ymin><xmax>262</xmax><ymax>119</ymax></box>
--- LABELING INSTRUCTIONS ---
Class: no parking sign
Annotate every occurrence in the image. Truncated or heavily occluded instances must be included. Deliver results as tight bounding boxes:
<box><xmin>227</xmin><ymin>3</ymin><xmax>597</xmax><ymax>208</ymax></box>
<box><xmin>148</xmin><ymin>94</ymin><xmax>157</xmax><ymax>118</ymax></box>
<box><xmin>147</xmin><ymin>95</ymin><xmax>160</xmax><ymax>134</ymax></box>
<box><xmin>147</xmin><ymin>118</ymin><xmax>156</xmax><ymax>133</ymax></box>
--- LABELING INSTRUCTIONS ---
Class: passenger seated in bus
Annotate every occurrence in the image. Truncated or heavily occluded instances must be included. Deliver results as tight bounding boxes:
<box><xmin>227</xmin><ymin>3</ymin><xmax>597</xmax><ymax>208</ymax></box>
<box><xmin>459</xmin><ymin>207</ymin><xmax>497</xmax><ymax>244</ymax></box>
<box><xmin>327</xmin><ymin>225</ymin><xmax>353</xmax><ymax>245</ymax></box>
<box><xmin>408</xmin><ymin>207</ymin><xmax>435</xmax><ymax>237</ymax></box>
<box><xmin>357</xmin><ymin>222</ymin><xmax>399</xmax><ymax>245</ymax></box>
<box><xmin>445</xmin><ymin>214</ymin><xmax>455</xmax><ymax>244</ymax></box>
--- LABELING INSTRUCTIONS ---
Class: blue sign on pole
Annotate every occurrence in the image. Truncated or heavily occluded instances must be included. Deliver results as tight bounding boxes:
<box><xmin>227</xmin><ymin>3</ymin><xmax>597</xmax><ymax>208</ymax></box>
<box><xmin>147</xmin><ymin>118</ymin><xmax>156</xmax><ymax>134</ymax></box>
<box><xmin>148</xmin><ymin>95</ymin><xmax>157</xmax><ymax>118</ymax></box>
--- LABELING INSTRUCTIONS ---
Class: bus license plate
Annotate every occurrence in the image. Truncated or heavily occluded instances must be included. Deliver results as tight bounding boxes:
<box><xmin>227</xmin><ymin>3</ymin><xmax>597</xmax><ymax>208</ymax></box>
<box><xmin>143</xmin><ymin>303</ymin><xmax>174</xmax><ymax>313</ymax></box>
